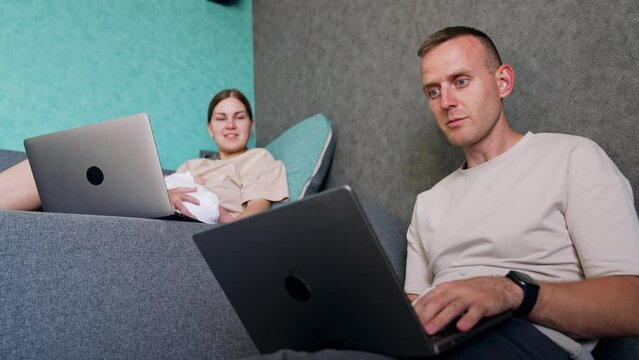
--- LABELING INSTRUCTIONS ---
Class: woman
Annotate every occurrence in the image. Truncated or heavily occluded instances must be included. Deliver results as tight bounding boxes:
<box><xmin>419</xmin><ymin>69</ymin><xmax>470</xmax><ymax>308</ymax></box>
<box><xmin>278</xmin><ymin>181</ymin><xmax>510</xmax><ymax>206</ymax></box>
<box><xmin>0</xmin><ymin>89</ymin><xmax>289</xmax><ymax>223</ymax></box>
<box><xmin>168</xmin><ymin>89</ymin><xmax>288</xmax><ymax>223</ymax></box>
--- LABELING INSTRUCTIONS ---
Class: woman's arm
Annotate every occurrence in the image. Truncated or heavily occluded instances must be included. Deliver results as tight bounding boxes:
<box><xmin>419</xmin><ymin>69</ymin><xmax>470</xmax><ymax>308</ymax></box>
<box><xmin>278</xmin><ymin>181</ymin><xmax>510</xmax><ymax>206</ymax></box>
<box><xmin>218</xmin><ymin>198</ymin><xmax>271</xmax><ymax>224</ymax></box>
<box><xmin>0</xmin><ymin>160</ymin><xmax>41</xmax><ymax>211</ymax></box>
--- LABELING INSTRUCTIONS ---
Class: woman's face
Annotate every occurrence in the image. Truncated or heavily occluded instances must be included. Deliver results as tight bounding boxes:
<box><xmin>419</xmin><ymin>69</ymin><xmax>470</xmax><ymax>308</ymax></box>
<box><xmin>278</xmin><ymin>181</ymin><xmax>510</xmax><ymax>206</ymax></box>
<box><xmin>207</xmin><ymin>97</ymin><xmax>253</xmax><ymax>159</ymax></box>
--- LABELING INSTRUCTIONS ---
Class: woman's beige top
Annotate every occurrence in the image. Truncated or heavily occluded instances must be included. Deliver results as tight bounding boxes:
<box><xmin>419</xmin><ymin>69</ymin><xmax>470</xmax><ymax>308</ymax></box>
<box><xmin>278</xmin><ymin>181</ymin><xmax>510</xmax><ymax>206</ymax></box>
<box><xmin>176</xmin><ymin>148</ymin><xmax>289</xmax><ymax>217</ymax></box>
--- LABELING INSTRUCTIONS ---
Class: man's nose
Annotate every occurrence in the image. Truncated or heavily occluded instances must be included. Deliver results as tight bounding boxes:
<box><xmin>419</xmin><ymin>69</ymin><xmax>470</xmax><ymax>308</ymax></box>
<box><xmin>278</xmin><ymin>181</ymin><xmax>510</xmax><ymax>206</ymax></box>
<box><xmin>440</xmin><ymin>87</ymin><xmax>458</xmax><ymax>109</ymax></box>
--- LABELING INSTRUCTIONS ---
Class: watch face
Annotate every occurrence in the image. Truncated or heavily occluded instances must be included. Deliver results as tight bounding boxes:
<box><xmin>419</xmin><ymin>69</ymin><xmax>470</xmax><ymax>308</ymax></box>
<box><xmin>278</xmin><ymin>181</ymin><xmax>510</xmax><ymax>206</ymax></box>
<box><xmin>515</xmin><ymin>271</ymin><xmax>534</xmax><ymax>283</ymax></box>
<box><xmin>508</xmin><ymin>270</ymin><xmax>538</xmax><ymax>286</ymax></box>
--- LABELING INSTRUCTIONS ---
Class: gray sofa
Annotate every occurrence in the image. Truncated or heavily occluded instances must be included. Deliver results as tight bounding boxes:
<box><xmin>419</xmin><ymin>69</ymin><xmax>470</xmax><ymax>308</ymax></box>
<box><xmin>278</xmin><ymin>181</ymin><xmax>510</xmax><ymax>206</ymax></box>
<box><xmin>0</xmin><ymin>149</ymin><xmax>637</xmax><ymax>359</ymax></box>
<box><xmin>0</xmin><ymin>149</ymin><xmax>407</xmax><ymax>359</ymax></box>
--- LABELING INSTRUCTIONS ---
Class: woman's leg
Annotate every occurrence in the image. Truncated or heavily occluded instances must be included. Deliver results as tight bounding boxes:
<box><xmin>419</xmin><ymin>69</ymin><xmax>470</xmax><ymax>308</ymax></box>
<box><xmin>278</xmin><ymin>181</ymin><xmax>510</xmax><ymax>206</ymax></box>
<box><xmin>0</xmin><ymin>159</ymin><xmax>41</xmax><ymax>210</ymax></box>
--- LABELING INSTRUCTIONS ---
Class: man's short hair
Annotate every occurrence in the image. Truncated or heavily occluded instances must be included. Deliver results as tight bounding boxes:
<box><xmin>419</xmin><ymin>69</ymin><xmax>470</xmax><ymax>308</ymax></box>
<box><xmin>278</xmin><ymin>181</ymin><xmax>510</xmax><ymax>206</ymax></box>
<box><xmin>417</xmin><ymin>26</ymin><xmax>503</xmax><ymax>71</ymax></box>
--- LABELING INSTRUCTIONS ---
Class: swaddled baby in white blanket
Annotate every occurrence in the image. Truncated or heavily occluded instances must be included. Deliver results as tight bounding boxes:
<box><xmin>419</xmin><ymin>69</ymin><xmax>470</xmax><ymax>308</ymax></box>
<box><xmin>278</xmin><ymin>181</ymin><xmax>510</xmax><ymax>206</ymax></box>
<box><xmin>164</xmin><ymin>171</ymin><xmax>219</xmax><ymax>224</ymax></box>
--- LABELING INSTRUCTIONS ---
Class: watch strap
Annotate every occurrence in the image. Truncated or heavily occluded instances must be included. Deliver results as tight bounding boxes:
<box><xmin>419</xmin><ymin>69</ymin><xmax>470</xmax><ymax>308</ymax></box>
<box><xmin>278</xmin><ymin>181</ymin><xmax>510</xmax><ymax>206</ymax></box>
<box><xmin>506</xmin><ymin>271</ymin><xmax>539</xmax><ymax>317</ymax></box>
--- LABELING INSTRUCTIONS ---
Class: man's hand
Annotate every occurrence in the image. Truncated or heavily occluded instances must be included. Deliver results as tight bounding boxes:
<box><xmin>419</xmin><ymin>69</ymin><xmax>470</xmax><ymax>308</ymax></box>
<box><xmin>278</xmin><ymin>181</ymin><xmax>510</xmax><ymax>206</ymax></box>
<box><xmin>167</xmin><ymin>187</ymin><xmax>200</xmax><ymax>218</ymax></box>
<box><xmin>412</xmin><ymin>276</ymin><xmax>522</xmax><ymax>335</ymax></box>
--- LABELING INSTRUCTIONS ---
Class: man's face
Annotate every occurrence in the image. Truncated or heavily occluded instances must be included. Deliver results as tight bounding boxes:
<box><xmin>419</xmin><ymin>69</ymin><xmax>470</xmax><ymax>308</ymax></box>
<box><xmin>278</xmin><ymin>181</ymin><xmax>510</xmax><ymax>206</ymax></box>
<box><xmin>420</xmin><ymin>36</ymin><xmax>508</xmax><ymax>149</ymax></box>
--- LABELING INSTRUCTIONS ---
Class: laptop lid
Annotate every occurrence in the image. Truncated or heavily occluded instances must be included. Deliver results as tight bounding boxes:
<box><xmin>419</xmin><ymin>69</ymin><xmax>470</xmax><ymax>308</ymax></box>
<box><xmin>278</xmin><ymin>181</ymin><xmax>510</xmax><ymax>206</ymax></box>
<box><xmin>193</xmin><ymin>186</ymin><xmax>511</xmax><ymax>357</ymax></box>
<box><xmin>24</xmin><ymin>113</ymin><xmax>174</xmax><ymax>219</ymax></box>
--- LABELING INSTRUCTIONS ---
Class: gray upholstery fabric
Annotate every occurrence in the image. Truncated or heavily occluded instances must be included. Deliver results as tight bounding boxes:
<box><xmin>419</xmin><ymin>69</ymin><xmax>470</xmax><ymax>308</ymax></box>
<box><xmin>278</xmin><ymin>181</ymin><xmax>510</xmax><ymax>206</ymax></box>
<box><xmin>0</xmin><ymin>210</ymin><xmax>257</xmax><ymax>359</ymax></box>
<box><xmin>0</xmin><ymin>209</ymin><xmax>407</xmax><ymax>359</ymax></box>
<box><xmin>361</xmin><ymin>201</ymin><xmax>407</xmax><ymax>284</ymax></box>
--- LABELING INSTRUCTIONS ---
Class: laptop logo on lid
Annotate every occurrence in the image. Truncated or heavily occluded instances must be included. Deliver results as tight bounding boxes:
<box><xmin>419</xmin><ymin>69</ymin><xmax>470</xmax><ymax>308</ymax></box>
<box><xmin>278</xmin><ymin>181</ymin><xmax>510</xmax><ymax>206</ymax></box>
<box><xmin>285</xmin><ymin>272</ymin><xmax>311</xmax><ymax>302</ymax></box>
<box><xmin>86</xmin><ymin>166</ymin><xmax>104</xmax><ymax>186</ymax></box>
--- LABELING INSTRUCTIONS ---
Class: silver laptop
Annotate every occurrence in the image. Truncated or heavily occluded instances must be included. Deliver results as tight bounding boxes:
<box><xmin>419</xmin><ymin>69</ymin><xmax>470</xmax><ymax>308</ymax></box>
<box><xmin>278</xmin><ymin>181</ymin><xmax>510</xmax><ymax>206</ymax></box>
<box><xmin>193</xmin><ymin>186</ymin><xmax>511</xmax><ymax>357</ymax></box>
<box><xmin>24</xmin><ymin>113</ymin><xmax>198</xmax><ymax>221</ymax></box>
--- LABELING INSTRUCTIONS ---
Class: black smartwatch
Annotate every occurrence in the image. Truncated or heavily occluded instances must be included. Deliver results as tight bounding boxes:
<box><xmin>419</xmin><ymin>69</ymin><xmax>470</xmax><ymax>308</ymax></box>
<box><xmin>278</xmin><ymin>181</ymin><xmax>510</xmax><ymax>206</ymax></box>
<box><xmin>506</xmin><ymin>270</ymin><xmax>539</xmax><ymax>317</ymax></box>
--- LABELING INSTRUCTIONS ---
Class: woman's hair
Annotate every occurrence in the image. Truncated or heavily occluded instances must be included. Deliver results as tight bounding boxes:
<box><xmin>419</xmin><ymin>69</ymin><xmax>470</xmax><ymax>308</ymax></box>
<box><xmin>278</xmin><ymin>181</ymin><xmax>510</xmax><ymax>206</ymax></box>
<box><xmin>207</xmin><ymin>89</ymin><xmax>253</xmax><ymax>123</ymax></box>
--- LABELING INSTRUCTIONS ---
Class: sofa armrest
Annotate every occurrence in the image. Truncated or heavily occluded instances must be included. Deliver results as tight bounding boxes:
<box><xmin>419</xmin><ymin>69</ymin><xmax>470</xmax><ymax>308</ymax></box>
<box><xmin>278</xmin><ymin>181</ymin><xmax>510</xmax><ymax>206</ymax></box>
<box><xmin>0</xmin><ymin>210</ymin><xmax>257</xmax><ymax>359</ymax></box>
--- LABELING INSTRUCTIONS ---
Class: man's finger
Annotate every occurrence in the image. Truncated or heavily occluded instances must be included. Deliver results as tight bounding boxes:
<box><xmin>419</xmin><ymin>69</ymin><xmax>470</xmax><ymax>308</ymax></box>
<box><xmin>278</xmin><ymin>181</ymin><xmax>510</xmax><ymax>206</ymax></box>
<box><xmin>456</xmin><ymin>306</ymin><xmax>484</xmax><ymax>332</ymax></box>
<box><xmin>424</xmin><ymin>299</ymin><xmax>468</xmax><ymax>335</ymax></box>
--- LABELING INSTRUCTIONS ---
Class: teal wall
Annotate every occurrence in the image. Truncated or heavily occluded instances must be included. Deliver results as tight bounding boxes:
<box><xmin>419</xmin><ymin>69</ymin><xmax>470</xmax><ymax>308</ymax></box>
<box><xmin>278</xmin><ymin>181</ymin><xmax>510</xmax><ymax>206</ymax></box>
<box><xmin>0</xmin><ymin>0</ymin><xmax>254</xmax><ymax>170</ymax></box>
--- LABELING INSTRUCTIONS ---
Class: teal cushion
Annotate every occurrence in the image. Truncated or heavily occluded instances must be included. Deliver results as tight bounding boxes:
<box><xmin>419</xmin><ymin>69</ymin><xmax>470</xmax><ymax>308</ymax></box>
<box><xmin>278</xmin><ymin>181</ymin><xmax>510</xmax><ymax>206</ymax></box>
<box><xmin>266</xmin><ymin>114</ymin><xmax>335</xmax><ymax>200</ymax></box>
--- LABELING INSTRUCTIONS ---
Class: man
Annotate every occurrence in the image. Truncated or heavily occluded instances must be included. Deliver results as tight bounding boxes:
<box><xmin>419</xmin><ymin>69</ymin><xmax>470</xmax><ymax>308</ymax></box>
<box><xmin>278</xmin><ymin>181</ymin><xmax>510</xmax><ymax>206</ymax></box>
<box><xmin>404</xmin><ymin>26</ymin><xmax>639</xmax><ymax>359</ymax></box>
<box><xmin>247</xmin><ymin>26</ymin><xmax>639</xmax><ymax>360</ymax></box>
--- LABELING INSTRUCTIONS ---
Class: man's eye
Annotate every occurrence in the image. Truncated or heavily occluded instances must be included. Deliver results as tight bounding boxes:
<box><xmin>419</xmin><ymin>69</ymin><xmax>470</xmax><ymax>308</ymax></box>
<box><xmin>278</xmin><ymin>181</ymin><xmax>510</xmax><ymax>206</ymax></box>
<box><xmin>428</xmin><ymin>89</ymin><xmax>440</xmax><ymax>98</ymax></box>
<box><xmin>456</xmin><ymin>79</ymin><xmax>468</xmax><ymax>86</ymax></box>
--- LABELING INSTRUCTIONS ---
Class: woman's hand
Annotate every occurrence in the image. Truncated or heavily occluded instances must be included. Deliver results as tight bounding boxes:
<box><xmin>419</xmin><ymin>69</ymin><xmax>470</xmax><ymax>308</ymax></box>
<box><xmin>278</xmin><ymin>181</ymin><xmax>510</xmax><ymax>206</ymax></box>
<box><xmin>167</xmin><ymin>187</ymin><xmax>200</xmax><ymax>218</ymax></box>
<box><xmin>217</xmin><ymin>206</ymin><xmax>235</xmax><ymax>223</ymax></box>
<box><xmin>217</xmin><ymin>199</ymin><xmax>272</xmax><ymax>224</ymax></box>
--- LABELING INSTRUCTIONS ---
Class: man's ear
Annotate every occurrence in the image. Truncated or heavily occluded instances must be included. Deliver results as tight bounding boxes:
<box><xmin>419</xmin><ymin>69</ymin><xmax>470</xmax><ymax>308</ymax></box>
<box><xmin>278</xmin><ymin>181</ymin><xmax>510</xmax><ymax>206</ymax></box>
<box><xmin>496</xmin><ymin>64</ymin><xmax>515</xmax><ymax>99</ymax></box>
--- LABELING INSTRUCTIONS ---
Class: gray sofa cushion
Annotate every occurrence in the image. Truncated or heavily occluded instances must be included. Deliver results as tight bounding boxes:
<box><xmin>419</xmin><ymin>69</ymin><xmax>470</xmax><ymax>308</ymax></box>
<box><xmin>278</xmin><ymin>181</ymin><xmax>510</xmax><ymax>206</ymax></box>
<box><xmin>362</xmin><ymin>201</ymin><xmax>407</xmax><ymax>283</ymax></box>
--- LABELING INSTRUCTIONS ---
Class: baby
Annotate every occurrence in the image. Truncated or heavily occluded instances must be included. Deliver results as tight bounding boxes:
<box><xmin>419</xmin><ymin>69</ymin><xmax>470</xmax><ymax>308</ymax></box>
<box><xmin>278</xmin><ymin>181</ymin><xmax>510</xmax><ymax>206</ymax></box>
<box><xmin>164</xmin><ymin>171</ymin><xmax>219</xmax><ymax>224</ymax></box>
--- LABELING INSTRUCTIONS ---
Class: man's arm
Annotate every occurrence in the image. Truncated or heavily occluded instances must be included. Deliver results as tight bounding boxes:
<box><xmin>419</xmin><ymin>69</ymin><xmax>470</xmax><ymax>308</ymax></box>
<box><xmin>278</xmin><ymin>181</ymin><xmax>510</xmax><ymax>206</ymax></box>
<box><xmin>532</xmin><ymin>275</ymin><xmax>639</xmax><ymax>338</ymax></box>
<box><xmin>411</xmin><ymin>274</ymin><xmax>639</xmax><ymax>338</ymax></box>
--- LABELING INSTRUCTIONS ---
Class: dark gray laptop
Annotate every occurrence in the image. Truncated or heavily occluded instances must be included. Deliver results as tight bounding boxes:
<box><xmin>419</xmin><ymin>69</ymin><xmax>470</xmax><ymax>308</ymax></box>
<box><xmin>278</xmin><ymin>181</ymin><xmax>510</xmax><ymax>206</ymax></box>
<box><xmin>193</xmin><ymin>186</ymin><xmax>511</xmax><ymax>358</ymax></box>
<box><xmin>24</xmin><ymin>113</ymin><xmax>199</xmax><ymax>221</ymax></box>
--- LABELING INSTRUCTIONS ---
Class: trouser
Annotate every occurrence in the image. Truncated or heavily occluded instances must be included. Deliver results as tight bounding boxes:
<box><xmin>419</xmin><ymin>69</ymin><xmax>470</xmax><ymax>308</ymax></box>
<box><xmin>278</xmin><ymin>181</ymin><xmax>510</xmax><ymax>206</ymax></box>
<box><xmin>242</xmin><ymin>318</ymin><xmax>571</xmax><ymax>360</ymax></box>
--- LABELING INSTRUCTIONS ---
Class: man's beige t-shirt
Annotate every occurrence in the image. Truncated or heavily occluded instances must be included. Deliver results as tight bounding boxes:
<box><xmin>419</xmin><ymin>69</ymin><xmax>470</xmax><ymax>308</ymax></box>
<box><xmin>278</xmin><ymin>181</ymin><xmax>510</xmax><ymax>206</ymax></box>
<box><xmin>176</xmin><ymin>148</ymin><xmax>289</xmax><ymax>217</ymax></box>
<box><xmin>404</xmin><ymin>132</ymin><xmax>639</xmax><ymax>359</ymax></box>
<box><xmin>405</xmin><ymin>132</ymin><xmax>639</xmax><ymax>293</ymax></box>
